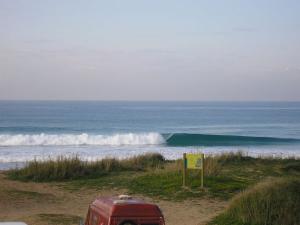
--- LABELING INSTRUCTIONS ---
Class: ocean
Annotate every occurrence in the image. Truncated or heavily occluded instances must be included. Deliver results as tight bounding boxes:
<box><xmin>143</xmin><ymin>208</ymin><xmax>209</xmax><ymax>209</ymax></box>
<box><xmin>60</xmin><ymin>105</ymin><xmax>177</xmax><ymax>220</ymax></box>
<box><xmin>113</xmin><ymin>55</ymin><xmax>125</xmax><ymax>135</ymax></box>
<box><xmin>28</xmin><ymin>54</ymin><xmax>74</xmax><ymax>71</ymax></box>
<box><xmin>0</xmin><ymin>101</ymin><xmax>300</xmax><ymax>169</ymax></box>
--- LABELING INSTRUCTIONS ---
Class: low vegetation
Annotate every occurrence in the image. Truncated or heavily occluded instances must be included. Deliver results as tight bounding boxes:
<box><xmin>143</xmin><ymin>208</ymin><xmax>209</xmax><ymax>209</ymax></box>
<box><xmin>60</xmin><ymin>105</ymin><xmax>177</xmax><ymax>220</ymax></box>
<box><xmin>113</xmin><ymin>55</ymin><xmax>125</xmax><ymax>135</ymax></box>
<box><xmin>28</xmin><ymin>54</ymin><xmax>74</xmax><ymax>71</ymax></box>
<box><xmin>8</xmin><ymin>151</ymin><xmax>300</xmax><ymax>200</ymax></box>
<box><xmin>210</xmin><ymin>177</ymin><xmax>300</xmax><ymax>225</ymax></box>
<box><xmin>6</xmin><ymin>152</ymin><xmax>300</xmax><ymax>224</ymax></box>
<box><xmin>7</xmin><ymin>153</ymin><xmax>165</xmax><ymax>181</ymax></box>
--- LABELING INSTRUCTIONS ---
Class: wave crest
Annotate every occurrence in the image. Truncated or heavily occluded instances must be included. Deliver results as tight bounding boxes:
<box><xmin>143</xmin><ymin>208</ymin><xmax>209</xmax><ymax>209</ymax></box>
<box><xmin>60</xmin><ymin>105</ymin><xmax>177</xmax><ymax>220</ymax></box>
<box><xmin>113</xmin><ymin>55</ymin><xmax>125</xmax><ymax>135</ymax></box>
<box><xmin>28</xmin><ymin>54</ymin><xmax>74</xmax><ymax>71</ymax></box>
<box><xmin>165</xmin><ymin>133</ymin><xmax>300</xmax><ymax>146</ymax></box>
<box><xmin>0</xmin><ymin>133</ymin><xmax>165</xmax><ymax>146</ymax></box>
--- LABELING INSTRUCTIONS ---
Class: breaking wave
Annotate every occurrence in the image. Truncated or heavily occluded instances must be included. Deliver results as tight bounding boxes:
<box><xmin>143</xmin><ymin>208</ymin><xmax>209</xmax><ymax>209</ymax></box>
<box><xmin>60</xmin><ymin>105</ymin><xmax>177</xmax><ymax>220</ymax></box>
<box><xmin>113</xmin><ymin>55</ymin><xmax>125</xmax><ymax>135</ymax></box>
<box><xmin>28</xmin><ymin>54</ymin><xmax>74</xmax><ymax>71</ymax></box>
<box><xmin>0</xmin><ymin>133</ymin><xmax>165</xmax><ymax>146</ymax></box>
<box><xmin>0</xmin><ymin>133</ymin><xmax>299</xmax><ymax>147</ymax></box>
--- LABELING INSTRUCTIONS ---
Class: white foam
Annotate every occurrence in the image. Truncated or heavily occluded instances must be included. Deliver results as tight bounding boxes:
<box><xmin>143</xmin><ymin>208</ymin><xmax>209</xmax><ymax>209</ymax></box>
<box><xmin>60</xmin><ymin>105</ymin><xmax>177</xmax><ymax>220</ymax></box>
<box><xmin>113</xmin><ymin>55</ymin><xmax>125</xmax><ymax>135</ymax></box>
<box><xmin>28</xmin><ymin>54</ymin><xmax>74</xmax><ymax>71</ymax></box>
<box><xmin>0</xmin><ymin>133</ymin><xmax>165</xmax><ymax>146</ymax></box>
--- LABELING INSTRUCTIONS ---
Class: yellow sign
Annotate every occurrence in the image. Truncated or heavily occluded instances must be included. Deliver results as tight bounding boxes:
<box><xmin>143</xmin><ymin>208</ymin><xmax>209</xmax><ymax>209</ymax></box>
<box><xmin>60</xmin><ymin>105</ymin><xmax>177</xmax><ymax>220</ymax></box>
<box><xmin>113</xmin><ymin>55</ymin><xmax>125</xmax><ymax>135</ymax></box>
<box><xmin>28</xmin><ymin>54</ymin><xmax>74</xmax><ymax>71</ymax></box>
<box><xmin>183</xmin><ymin>153</ymin><xmax>204</xmax><ymax>188</ymax></box>
<box><xmin>186</xmin><ymin>153</ymin><xmax>203</xmax><ymax>169</ymax></box>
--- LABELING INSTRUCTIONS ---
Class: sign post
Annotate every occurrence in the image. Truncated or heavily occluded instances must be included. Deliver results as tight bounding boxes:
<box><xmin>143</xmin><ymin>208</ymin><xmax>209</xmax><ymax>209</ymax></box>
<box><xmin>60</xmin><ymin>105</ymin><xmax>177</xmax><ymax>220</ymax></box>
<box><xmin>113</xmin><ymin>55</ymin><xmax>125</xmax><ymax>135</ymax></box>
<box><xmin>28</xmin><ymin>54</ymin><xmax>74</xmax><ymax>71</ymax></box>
<box><xmin>183</xmin><ymin>153</ymin><xmax>187</xmax><ymax>187</ymax></box>
<box><xmin>183</xmin><ymin>153</ymin><xmax>204</xmax><ymax>188</ymax></box>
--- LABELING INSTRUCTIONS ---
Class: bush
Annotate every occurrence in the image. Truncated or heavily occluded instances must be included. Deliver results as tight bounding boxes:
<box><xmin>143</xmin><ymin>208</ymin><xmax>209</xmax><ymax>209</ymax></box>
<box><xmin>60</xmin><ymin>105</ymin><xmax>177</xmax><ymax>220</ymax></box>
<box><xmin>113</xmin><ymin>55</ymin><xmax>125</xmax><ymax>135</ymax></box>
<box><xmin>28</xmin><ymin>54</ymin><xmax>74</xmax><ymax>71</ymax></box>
<box><xmin>211</xmin><ymin>177</ymin><xmax>300</xmax><ymax>225</ymax></box>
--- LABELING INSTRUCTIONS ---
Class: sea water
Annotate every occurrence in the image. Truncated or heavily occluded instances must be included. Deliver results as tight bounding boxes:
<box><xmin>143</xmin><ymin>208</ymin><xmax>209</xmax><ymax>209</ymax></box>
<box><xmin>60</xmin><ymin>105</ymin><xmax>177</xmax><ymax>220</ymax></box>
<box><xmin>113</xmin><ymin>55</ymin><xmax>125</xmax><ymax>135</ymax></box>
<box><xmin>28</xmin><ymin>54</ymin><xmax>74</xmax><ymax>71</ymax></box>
<box><xmin>0</xmin><ymin>101</ymin><xmax>300</xmax><ymax>169</ymax></box>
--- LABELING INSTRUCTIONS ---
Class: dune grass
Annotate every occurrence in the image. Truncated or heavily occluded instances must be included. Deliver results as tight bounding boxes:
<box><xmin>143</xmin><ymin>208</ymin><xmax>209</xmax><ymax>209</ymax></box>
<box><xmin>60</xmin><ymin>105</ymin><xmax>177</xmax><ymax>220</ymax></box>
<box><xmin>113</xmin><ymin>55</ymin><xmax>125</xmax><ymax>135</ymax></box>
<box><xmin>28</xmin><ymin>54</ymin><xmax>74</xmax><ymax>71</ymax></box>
<box><xmin>210</xmin><ymin>177</ymin><xmax>300</xmax><ymax>225</ymax></box>
<box><xmin>61</xmin><ymin>152</ymin><xmax>300</xmax><ymax>200</ymax></box>
<box><xmin>7</xmin><ymin>152</ymin><xmax>300</xmax><ymax>201</ymax></box>
<box><xmin>5</xmin><ymin>152</ymin><xmax>300</xmax><ymax>224</ymax></box>
<box><xmin>7</xmin><ymin>153</ymin><xmax>165</xmax><ymax>181</ymax></box>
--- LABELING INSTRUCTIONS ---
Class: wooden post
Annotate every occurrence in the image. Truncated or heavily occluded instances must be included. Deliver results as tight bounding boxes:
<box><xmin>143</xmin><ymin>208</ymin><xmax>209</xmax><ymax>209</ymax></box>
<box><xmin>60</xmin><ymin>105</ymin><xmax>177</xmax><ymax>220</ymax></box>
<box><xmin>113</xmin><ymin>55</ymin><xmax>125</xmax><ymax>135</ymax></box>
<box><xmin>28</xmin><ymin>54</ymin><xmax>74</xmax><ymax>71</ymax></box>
<box><xmin>183</xmin><ymin>153</ymin><xmax>187</xmax><ymax>187</ymax></box>
<box><xmin>201</xmin><ymin>153</ymin><xmax>204</xmax><ymax>189</ymax></box>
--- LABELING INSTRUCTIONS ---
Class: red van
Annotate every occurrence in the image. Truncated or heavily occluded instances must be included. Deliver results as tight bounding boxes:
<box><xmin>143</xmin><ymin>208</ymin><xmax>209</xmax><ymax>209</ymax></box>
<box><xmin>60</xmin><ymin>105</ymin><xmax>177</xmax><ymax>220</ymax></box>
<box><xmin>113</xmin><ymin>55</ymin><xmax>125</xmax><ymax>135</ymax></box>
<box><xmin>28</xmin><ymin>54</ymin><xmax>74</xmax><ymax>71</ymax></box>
<box><xmin>84</xmin><ymin>195</ymin><xmax>165</xmax><ymax>225</ymax></box>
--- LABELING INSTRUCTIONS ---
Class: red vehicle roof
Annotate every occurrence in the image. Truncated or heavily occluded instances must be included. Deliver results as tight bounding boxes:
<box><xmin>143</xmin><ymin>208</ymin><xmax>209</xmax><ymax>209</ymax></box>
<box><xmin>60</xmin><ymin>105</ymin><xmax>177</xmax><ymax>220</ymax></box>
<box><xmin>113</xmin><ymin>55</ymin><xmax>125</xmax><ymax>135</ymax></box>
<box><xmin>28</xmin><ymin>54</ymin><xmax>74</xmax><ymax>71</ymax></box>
<box><xmin>91</xmin><ymin>196</ymin><xmax>163</xmax><ymax>217</ymax></box>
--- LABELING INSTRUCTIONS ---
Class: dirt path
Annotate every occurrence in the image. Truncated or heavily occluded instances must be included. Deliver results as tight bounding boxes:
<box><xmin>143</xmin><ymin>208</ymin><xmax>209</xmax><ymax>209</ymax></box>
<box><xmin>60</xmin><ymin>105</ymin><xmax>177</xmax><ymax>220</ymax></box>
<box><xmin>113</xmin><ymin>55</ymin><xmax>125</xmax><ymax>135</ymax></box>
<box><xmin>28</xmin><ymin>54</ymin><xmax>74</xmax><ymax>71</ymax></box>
<box><xmin>0</xmin><ymin>173</ymin><xmax>227</xmax><ymax>225</ymax></box>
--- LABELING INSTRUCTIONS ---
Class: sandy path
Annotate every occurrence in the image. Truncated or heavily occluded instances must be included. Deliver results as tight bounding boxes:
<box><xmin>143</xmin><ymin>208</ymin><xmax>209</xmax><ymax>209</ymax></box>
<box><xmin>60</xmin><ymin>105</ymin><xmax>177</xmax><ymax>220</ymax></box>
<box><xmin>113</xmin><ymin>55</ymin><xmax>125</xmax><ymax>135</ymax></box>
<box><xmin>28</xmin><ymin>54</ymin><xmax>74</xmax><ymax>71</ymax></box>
<box><xmin>0</xmin><ymin>173</ymin><xmax>227</xmax><ymax>225</ymax></box>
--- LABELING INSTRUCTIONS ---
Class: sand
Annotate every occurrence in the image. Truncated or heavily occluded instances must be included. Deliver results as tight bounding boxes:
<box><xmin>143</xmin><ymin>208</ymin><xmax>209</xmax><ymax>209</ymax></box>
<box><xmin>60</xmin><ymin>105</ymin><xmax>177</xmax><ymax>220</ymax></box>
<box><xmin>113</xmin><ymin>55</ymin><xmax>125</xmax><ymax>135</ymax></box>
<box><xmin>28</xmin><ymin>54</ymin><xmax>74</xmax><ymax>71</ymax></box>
<box><xmin>0</xmin><ymin>173</ymin><xmax>227</xmax><ymax>225</ymax></box>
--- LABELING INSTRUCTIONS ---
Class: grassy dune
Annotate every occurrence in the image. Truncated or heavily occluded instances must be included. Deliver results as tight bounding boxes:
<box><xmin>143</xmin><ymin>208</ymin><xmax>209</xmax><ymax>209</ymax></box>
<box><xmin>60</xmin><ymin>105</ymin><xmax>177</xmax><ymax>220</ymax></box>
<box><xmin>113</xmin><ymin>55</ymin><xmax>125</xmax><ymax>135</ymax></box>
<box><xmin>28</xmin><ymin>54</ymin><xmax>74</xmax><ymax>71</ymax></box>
<box><xmin>7</xmin><ymin>153</ymin><xmax>165</xmax><ymax>181</ymax></box>
<box><xmin>8</xmin><ymin>152</ymin><xmax>300</xmax><ymax>199</ymax></box>
<box><xmin>211</xmin><ymin>177</ymin><xmax>300</xmax><ymax>225</ymax></box>
<box><xmin>6</xmin><ymin>152</ymin><xmax>300</xmax><ymax>225</ymax></box>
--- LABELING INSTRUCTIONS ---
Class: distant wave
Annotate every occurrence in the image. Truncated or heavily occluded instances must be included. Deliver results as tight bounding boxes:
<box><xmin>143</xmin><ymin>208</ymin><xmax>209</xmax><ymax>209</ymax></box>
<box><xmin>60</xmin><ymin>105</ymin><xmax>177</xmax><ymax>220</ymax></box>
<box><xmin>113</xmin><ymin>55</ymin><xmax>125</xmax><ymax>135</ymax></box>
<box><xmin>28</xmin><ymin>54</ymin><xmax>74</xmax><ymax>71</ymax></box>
<box><xmin>0</xmin><ymin>132</ymin><xmax>299</xmax><ymax>147</ymax></box>
<box><xmin>164</xmin><ymin>133</ymin><xmax>300</xmax><ymax>146</ymax></box>
<box><xmin>0</xmin><ymin>133</ymin><xmax>165</xmax><ymax>146</ymax></box>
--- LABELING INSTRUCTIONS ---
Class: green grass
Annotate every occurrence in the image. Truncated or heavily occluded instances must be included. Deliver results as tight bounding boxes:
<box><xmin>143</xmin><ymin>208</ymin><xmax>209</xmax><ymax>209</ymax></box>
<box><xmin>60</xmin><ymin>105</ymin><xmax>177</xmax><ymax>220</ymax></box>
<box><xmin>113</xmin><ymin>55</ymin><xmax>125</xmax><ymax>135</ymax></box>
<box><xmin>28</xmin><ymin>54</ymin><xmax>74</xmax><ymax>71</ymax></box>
<box><xmin>62</xmin><ymin>152</ymin><xmax>300</xmax><ymax>201</ymax></box>
<box><xmin>7</xmin><ymin>152</ymin><xmax>300</xmax><ymax>201</ymax></box>
<box><xmin>6</xmin><ymin>152</ymin><xmax>300</xmax><ymax>225</ymax></box>
<box><xmin>210</xmin><ymin>177</ymin><xmax>300</xmax><ymax>225</ymax></box>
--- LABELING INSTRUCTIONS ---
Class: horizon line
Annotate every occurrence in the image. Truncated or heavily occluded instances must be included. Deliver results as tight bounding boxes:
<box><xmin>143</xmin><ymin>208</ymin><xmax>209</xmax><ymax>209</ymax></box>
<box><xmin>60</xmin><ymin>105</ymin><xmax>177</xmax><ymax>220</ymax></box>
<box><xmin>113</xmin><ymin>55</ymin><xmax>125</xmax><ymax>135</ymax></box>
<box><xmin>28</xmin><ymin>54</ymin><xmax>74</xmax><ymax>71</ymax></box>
<box><xmin>0</xmin><ymin>99</ymin><xmax>300</xmax><ymax>103</ymax></box>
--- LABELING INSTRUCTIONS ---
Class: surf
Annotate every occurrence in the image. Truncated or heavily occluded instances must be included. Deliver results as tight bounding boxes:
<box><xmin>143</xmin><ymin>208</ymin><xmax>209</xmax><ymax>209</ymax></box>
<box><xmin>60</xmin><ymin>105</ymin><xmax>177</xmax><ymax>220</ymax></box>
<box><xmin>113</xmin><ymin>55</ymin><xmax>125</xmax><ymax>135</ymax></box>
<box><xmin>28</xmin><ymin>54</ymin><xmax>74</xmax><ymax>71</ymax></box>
<box><xmin>0</xmin><ymin>133</ymin><xmax>165</xmax><ymax>146</ymax></box>
<box><xmin>0</xmin><ymin>132</ymin><xmax>299</xmax><ymax>147</ymax></box>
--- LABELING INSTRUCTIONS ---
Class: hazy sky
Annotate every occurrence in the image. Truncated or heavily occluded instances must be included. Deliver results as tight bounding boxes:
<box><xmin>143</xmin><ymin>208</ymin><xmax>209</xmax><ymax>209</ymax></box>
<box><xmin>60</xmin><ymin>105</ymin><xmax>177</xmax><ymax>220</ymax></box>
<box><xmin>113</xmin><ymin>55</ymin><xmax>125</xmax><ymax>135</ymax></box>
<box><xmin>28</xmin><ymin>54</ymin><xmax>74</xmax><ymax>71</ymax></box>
<box><xmin>1</xmin><ymin>0</ymin><xmax>300</xmax><ymax>101</ymax></box>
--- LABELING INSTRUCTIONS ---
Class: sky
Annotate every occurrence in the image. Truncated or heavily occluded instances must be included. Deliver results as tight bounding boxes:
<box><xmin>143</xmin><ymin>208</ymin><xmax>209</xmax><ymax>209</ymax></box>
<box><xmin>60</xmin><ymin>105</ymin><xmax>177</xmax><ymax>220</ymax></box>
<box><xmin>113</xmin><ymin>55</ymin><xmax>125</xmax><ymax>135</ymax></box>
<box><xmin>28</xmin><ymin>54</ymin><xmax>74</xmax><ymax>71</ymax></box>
<box><xmin>0</xmin><ymin>0</ymin><xmax>300</xmax><ymax>101</ymax></box>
